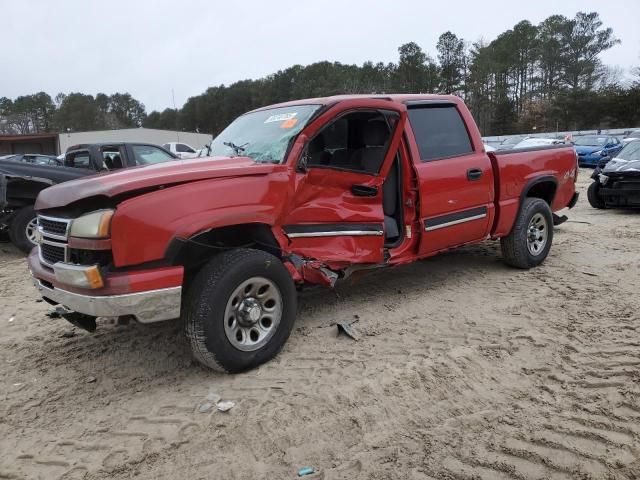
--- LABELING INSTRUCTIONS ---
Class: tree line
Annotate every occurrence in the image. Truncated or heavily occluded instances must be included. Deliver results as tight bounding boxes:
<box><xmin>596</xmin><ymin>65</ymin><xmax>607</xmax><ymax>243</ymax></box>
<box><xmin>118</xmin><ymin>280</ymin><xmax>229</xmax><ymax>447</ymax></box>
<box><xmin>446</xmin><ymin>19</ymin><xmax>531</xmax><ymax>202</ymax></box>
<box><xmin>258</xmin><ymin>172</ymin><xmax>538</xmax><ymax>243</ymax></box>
<box><xmin>146</xmin><ymin>11</ymin><xmax>640</xmax><ymax>136</ymax></box>
<box><xmin>2</xmin><ymin>11</ymin><xmax>639</xmax><ymax>137</ymax></box>
<box><xmin>0</xmin><ymin>92</ymin><xmax>146</xmax><ymax>134</ymax></box>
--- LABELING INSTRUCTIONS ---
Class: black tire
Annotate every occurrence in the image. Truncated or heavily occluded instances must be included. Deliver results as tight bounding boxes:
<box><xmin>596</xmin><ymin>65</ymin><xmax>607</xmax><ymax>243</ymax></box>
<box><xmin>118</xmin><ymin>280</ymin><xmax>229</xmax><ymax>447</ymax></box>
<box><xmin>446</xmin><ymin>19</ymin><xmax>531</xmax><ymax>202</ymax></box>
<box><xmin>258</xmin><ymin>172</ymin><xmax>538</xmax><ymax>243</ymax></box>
<box><xmin>587</xmin><ymin>182</ymin><xmax>606</xmax><ymax>209</ymax></box>
<box><xmin>184</xmin><ymin>248</ymin><xmax>297</xmax><ymax>373</ymax></box>
<box><xmin>8</xmin><ymin>205</ymin><xmax>37</xmax><ymax>254</ymax></box>
<box><xmin>501</xmin><ymin>198</ymin><xmax>553</xmax><ymax>269</ymax></box>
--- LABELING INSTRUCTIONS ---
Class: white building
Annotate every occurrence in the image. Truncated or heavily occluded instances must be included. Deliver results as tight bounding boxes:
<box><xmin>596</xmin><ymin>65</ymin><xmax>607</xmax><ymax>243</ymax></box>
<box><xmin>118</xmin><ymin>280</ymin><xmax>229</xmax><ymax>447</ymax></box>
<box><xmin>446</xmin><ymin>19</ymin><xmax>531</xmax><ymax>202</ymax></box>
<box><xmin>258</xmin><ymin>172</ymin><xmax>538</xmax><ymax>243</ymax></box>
<box><xmin>58</xmin><ymin>128</ymin><xmax>212</xmax><ymax>153</ymax></box>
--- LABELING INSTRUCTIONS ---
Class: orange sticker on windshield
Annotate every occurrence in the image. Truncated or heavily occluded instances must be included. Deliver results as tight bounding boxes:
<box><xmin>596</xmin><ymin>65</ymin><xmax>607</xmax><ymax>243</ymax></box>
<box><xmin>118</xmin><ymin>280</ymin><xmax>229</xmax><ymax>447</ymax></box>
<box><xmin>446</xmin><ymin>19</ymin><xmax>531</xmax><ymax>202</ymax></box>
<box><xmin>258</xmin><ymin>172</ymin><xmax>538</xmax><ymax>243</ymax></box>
<box><xmin>280</xmin><ymin>118</ymin><xmax>298</xmax><ymax>129</ymax></box>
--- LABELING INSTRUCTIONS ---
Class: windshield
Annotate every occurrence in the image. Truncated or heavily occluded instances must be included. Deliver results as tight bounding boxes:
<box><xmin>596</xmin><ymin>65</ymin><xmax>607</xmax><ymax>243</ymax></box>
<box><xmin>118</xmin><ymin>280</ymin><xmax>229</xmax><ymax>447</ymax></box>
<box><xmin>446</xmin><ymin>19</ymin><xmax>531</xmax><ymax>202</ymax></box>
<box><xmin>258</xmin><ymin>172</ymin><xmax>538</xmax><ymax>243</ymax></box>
<box><xmin>617</xmin><ymin>141</ymin><xmax>640</xmax><ymax>161</ymax></box>
<box><xmin>574</xmin><ymin>135</ymin><xmax>606</xmax><ymax>146</ymax></box>
<box><xmin>209</xmin><ymin>105</ymin><xmax>321</xmax><ymax>163</ymax></box>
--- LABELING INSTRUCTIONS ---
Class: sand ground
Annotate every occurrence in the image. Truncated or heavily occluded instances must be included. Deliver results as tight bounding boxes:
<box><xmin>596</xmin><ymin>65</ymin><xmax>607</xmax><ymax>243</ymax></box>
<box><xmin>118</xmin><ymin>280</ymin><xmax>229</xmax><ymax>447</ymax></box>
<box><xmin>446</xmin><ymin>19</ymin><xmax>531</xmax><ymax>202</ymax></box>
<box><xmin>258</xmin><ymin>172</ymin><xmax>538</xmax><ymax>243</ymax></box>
<box><xmin>1</xmin><ymin>170</ymin><xmax>639</xmax><ymax>480</ymax></box>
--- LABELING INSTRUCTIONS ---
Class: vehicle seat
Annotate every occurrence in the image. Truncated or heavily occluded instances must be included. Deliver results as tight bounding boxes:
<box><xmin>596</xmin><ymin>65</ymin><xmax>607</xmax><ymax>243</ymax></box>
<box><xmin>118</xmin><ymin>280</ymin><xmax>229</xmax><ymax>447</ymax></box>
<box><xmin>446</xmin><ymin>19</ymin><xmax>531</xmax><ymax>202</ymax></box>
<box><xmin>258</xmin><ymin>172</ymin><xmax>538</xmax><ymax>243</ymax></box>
<box><xmin>350</xmin><ymin>120</ymin><xmax>389</xmax><ymax>172</ymax></box>
<box><xmin>103</xmin><ymin>157</ymin><xmax>114</xmax><ymax>170</ymax></box>
<box><xmin>110</xmin><ymin>154</ymin><xmax>123</xmax><ymax>169</ymax></box>
<box><xmin>307</xmin><ymin>135</ymin><xmax>330</xmax><ymax>166</ymax></box>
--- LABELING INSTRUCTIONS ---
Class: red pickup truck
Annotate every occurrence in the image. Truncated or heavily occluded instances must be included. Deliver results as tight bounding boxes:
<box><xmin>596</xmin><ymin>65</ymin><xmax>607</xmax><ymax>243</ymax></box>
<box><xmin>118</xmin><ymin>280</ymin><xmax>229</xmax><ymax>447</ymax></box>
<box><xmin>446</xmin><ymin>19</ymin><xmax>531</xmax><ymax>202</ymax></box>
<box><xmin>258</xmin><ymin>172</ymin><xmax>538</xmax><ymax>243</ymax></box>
<box><xmin>29</xmin><ymin>95</ymin><xmax>578</xmax><ymax>373</ymax></box>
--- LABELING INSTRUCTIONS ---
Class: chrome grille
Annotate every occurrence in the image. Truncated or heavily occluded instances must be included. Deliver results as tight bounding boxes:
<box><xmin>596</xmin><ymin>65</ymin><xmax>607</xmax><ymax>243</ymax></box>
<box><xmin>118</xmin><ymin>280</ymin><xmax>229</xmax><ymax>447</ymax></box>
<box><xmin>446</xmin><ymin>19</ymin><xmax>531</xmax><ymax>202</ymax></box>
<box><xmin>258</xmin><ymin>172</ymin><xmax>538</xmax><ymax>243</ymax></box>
<box><xmin>40</xmin><ymin>240</ymin><xmax>68</xmax><ymax>266</ymax></box>
<box><xmin>38</xmin><ymin>215</ymin><xmax>71</xmax><ymax>241</ymax></box>
<box><xmin>37</xmin><ymin>215</ymin><xmax>72</xmax><ymax>267</ymax></box>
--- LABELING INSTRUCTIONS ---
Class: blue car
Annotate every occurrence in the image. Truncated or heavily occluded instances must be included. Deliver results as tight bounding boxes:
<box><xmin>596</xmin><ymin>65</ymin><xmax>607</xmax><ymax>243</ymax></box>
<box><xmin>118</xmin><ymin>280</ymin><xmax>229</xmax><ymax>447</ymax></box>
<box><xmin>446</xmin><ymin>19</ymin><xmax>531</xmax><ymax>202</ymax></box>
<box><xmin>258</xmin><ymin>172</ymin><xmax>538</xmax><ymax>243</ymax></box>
<box><xmin>574</xmin><ymin>135</ymin><xmax>623</xmax><ymax>167</ymax></box>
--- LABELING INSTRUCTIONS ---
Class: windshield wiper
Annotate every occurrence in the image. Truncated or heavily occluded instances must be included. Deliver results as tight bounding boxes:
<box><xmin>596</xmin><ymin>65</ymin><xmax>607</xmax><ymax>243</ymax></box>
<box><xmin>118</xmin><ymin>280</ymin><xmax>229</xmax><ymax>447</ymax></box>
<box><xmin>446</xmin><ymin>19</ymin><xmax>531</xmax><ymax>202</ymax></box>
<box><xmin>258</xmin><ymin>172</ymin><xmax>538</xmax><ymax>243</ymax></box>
<box><xmin>223</xmin><ymin>141</ymin><xmax>248</xmax><ymax>156</ymax></box>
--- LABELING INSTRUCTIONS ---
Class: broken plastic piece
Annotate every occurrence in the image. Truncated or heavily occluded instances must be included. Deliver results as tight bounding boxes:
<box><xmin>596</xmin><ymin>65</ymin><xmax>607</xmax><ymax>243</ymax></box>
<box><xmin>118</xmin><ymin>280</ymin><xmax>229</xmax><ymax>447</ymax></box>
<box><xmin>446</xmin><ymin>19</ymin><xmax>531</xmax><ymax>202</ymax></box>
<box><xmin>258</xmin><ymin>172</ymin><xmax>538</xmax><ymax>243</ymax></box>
<box><xmin>217</xmin><ymin>400</ymin><xmax>235</xmax><ymax>412</ymax></box>
<box><xmin>337</xmin><ymin>321</ymin><xmax>360</xmax><ymax>341</ymax></box>
<box><xmin>298</xmin><ymin>467</ymin><xmax>315</xmax><ymax>476</ymax></box>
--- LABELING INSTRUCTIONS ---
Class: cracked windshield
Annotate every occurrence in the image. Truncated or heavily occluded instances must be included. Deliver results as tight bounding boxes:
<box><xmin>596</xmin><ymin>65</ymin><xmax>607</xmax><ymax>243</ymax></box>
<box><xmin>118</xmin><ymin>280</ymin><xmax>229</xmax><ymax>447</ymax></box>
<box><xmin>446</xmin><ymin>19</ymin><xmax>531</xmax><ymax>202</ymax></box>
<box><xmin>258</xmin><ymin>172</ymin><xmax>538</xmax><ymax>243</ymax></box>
<box><xmin>209</xmin><ymin>105</ymin><xmax>320</xmax><ymax>163</ymax></box>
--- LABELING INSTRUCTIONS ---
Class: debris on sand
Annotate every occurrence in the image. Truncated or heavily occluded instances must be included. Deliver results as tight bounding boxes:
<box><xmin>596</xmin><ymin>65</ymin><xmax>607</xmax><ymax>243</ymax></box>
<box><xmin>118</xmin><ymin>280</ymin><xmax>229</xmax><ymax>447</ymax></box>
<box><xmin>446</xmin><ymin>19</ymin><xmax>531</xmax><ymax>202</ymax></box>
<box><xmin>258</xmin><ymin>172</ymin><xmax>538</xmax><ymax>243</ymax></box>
<box><xmin>217</xmin><ymin>401</ymin><xmax>235</xmax><ymax>412</ymax></box>
<box><xmin>86</xmin><ymin>376</ymin><xmax>97</xmax><ymax>384</ymax></box>
<box><xmin>337</xmin><ymin>321</ymin><xmax>360</xmax><ymax>341</ymax></box>
<box><xmin>298</xmin><ymin>466</ymin><xmax>315</xmax><ymax>476</ymax></box>
<box><xmin>206</xmin><ymin>392</ymin><xmax>221</xmax><ymax>403</ymax></box>
<box><xmin>198</xmin><ymin>402</ymin><xmax>213</xmax><ymax>413</ymax></box>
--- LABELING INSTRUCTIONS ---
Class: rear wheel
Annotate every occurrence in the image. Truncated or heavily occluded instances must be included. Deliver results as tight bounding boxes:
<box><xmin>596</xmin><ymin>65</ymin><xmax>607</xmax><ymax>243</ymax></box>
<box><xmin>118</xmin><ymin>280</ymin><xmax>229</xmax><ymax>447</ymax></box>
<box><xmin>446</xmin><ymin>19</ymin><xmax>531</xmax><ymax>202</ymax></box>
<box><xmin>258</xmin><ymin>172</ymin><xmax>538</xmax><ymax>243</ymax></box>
<box><xmin>501</xmin><ymin>198</ymin><xmax>553</xmax><ymax>269</ymax></box>
<box><xmin>8</xmin><ymin>206</ymin><xmax>37</xmax><ymax>254</ymax></box>
<box><xmin>587</xmin><ymin>182</ymin><xmax>606</xmax><ymax>209</ymax></box>
<box><xmin>184</xmin><ymin>249</ymin><xmax>297</xmax><ymax>373</ymax></box>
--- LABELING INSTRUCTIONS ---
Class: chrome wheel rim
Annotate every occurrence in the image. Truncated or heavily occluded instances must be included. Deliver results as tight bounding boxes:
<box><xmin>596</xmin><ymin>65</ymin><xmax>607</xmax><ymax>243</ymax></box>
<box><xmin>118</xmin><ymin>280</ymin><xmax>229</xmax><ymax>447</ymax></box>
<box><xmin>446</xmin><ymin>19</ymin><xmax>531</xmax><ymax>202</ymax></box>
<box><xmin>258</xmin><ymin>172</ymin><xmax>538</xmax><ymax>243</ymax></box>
<box><xmin>223</xmin><ymin>276</ymin><xmax>282</xmax><ymax>352</ymax></box>
<box><xmin>25</xmin><ymin>217</ymin><xmax>38</xmax><ymax>245</ymax></box>
<box><xmin>527</xmin><ymin>213</ymin><xmax>548</xmax><ymax>256</ymax></box>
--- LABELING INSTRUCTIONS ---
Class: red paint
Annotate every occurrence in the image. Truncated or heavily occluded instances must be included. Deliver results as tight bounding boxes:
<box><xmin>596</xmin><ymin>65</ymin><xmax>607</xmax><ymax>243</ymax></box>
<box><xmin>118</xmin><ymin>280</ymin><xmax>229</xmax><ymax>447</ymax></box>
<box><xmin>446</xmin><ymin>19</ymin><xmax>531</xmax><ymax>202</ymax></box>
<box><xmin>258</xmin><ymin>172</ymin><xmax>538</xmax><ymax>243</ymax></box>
<box><xmin>33</xmin><ymin>94</ymin><xmax>577</xmax><ymax>296</ymax></box>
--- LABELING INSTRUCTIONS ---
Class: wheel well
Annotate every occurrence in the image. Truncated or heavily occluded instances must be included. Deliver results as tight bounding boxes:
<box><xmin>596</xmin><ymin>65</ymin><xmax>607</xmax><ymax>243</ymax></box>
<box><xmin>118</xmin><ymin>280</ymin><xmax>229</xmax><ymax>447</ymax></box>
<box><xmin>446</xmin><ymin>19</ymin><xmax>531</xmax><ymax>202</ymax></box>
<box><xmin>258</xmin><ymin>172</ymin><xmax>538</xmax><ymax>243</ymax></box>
<box><xmin>167</xmin><ymin>223</ymin><xmax>282</xmax><ymax>278</ymax></box>
<box><xmin>524</xmin><ymin>180</ymin><xmax>556</xmax><ymax>206</ymax></box>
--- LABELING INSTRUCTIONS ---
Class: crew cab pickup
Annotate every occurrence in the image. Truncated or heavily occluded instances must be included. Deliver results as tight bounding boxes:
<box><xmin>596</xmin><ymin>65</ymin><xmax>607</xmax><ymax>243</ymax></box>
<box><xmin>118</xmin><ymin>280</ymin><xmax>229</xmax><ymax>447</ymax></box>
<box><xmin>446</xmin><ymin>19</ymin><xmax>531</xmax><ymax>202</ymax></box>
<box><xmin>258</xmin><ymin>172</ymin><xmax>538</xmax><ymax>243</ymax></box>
<box><xmin>1</xmin><ymin>143</ymin><xmax>176</xmax><ymax>252</ymax></box>
<box><xmin>28</xmin><ymin>95</ymin><xmax>579</xmax><ymax>373</ymax></box>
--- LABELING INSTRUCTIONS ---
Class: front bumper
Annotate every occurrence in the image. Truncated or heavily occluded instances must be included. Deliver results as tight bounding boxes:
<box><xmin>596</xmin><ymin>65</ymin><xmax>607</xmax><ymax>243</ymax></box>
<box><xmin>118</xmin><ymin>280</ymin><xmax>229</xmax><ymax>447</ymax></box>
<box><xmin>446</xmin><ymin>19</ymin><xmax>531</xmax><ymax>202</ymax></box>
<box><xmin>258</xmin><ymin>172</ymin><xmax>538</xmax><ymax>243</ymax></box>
<box><xmin>28</xmin><ymin>249</ymin><xmax>183</xmax><ymax>323</ymax></box>
<box><xmin>578</xmin><ymin>155</ymin><xmax>604</xmax><ymax>167</ymax></box>
<box><xmin>34</xmin><ymin>279</ymin><xmax>182</xmax><ymax>323</ymax></box>
<box><xmin>600</xmin><ymin>184</ymin><xmax>640</xmax><ymax>207</ymax></box>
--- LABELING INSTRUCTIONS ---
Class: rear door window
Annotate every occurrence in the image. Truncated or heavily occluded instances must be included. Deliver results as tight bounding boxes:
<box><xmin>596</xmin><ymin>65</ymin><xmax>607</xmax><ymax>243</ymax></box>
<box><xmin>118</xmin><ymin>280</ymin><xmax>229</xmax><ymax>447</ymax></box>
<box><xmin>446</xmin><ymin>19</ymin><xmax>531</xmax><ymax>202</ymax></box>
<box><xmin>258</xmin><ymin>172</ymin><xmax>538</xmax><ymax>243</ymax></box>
<box><xmin>131</xmin><ymin>145</ymin><xmax>175</xmax><ymax>165</ymax></box>
<box><xmin>65</xmin><ymin>151</ymin><xmax>91</xmax><ymax>168</ymax></box>
<box><xmin>408</xmin><ymin>105</ymin><xmax>473</xmax><ymax>161</ymax></box>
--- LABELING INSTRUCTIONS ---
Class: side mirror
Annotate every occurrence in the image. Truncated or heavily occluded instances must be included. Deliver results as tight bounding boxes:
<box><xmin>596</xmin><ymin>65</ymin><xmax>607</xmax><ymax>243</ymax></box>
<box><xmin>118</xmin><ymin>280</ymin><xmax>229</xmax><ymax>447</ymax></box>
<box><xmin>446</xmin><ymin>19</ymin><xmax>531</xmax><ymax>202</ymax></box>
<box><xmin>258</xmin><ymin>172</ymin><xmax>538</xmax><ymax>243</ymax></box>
<box><xmin>297</xmin><ymin>151</ymin><xmax>310</xmax><ymax>173</ymax></box>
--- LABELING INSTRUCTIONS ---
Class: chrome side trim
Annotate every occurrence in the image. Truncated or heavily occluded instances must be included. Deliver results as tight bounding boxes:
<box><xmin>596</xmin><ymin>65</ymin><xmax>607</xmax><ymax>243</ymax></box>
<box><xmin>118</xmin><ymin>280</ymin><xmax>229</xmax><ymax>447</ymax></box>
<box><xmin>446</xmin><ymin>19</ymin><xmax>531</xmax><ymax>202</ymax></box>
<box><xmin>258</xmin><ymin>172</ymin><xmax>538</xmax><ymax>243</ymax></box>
<box><xmin>286</xmin><ymin>230</ymin><xmax>384</xmax><ymax>239</ymax></box>
<box><xmin>34</xmin><ymin>280</ymin><xmax>182</xmax><ymax>323</ymax></box>
<box><xmin>424</xmin><ymin>213</ymin><xmax>487</xmax><ymax>232</ymax></box>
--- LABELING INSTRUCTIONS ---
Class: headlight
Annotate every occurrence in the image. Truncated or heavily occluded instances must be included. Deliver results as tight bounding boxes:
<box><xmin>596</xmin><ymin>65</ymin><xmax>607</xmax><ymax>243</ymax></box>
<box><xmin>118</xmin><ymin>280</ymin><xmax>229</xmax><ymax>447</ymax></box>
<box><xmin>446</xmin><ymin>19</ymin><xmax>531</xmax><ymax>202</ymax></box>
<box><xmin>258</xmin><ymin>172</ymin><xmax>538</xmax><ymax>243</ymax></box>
<box><xmin>599</xmin><ymin>174</ymin><xmax>609</xmax><ymax>185</ymax></box>
<box><xmin>592</xmin><ymin>150</ymin><xmax>602</xmax><ymax>156</ymax></box>
<box><xmin>69</xmin><ymin>209</ymin><xmax>114</xmax><ymax>238</ymax></box>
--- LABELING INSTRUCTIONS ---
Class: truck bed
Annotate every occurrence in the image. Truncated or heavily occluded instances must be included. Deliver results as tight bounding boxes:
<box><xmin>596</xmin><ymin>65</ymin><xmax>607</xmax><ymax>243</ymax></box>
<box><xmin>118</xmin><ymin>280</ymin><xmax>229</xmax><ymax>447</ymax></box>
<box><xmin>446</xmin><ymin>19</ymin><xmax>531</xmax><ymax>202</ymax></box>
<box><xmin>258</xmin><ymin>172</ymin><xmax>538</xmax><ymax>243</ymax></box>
<box><xmin>489</xmin><ymin>145</ymin><xmax>578</xmax><ymax>237</ymax></box>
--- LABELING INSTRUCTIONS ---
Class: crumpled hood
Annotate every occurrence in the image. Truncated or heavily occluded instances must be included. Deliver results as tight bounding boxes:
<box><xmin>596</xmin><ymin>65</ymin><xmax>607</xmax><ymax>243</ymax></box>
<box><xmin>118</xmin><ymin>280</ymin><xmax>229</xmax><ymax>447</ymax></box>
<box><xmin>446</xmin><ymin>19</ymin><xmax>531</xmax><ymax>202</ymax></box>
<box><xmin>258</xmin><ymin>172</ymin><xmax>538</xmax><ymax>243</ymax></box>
<box><xmin>603</xmin><ymin>158</ymin><xmax>640</xmax><ymax>174</ymax></box>
<box><xmin>36</xmin><ymin>156</ymin><xmax>276</xmax><ymax>210</ymax></box>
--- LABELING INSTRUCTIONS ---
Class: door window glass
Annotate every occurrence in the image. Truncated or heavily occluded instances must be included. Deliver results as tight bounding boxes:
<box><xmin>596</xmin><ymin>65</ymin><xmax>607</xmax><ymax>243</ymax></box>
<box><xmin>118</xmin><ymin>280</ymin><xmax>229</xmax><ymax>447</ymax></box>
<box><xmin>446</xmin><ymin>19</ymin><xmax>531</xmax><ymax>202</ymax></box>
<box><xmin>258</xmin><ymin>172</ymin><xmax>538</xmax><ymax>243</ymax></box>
<box><xmin>408</xmin><ymin>105</ymin><xmax>473</xmax><ymax>161</ymax></box>
<box><xmin>131</xmin><ymin>145</ymin><xmax>176</xmax><ymax>165</ymax></box>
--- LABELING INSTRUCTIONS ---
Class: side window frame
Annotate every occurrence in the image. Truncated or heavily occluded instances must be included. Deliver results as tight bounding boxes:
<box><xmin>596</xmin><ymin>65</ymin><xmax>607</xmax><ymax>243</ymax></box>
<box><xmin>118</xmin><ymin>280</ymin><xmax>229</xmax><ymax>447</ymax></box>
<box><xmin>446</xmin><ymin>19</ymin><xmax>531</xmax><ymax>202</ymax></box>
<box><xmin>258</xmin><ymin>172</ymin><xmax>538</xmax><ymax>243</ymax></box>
<box><xmin>65</xmin><ymin>150</ymin><xmax>92</xmax><ymax>169</ymax></box>
<box><xmin>301</xmin><ymin>108</ymin><xmax>399</xmax><ymax>176</ymax></box>
<box><xmin>407</xmin><ymin>103</ymin><xmax>475</xmax><ymax>163</ymax></box>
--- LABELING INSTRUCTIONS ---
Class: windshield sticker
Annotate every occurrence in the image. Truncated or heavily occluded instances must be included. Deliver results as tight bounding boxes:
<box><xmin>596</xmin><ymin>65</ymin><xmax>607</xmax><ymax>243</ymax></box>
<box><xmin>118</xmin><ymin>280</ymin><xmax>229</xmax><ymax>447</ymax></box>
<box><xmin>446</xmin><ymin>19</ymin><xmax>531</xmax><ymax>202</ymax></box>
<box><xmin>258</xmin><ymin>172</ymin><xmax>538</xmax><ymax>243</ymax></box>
<box><xmin>265</xmin><ymin>112</ymin><xmax>297</xmax><ymax>123</ymax></box>
<box><xmin>280</xmin><ymin>118</ymin><xmax>298</xmax><ymax>129</ymax></box>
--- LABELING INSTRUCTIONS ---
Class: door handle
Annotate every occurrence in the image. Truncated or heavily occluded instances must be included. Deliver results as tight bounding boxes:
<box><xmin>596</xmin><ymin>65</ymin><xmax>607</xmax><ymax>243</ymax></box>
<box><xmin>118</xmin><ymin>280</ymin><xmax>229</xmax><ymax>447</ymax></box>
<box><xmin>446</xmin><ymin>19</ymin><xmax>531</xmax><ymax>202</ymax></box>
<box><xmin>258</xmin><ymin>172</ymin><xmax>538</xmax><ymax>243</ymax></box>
<box><xmin>467</xmin><ymin>168</ymin><xmax>483</xmax><ymax>181</ymax></box>
<box><xmin>351</xmin><ymin>184</ymin><xmax>378</xmax><ymax>197</ymax></box>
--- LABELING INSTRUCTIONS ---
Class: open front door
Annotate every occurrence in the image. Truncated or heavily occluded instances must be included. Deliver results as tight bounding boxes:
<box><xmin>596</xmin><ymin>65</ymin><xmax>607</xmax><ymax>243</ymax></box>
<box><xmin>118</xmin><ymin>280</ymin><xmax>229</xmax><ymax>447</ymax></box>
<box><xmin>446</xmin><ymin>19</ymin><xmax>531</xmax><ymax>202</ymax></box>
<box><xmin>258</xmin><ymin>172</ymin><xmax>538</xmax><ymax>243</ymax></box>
<box><xmin>281</xmin><ymin>99</ymin><xmax>407</xmax><ymax>264</ymax></box>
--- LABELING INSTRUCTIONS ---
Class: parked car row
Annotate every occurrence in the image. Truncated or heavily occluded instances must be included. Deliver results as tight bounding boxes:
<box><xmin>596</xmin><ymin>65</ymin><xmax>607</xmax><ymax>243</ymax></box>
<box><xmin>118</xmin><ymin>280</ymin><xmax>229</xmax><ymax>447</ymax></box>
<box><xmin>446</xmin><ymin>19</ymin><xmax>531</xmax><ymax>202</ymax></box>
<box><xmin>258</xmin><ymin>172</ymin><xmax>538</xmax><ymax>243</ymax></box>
<box><xmin>0</xmin><ymin>143</ymin><xmax>177</xmax><ymax>252</ymax></box>
<box><xmin>588</xmin><ymin>140</ymin><xmax>640</xmax><ymax>210</ymax></box>
<box><xmin>0</xmin><ymin>153</ymin><xmax>63</xmax><ymax>166</ymax></box>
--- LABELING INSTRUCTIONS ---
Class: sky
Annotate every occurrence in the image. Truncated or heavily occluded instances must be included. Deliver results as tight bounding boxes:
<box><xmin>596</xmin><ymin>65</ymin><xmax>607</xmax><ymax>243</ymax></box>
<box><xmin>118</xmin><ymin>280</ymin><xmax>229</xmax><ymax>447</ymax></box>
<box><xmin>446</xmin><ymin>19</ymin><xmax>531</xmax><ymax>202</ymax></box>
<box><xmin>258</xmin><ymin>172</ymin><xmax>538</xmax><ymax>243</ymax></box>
<box><xmin>3</xmin><ymin>0</ymin><xmax>639</xmax><ymax>112</ymax></box>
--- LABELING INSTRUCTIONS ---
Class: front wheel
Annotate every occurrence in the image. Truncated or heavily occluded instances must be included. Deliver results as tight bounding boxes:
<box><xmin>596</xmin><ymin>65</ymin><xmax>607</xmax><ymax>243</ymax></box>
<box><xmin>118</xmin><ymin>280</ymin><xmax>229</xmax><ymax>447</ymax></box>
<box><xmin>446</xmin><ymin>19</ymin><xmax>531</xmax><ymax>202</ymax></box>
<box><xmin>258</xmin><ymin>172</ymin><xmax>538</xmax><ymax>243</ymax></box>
<box><xmin>587</xmin><ymin>182</ymin><xmax>606</xmax><ymax>209</ymax></box>
<box><xmin>8</xmin><ymin>205</ymin><xmax>38</xmax><ymax>254</ymax></box>
<box><xmin>184</xmin><ymin>249</ymin><xmax>297</xmax><ymax>373</ymax></box>
<box><xmin>501</xmin><ymin>198</ymin><xmax>553</xmax><ymax>269</ymax></box>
